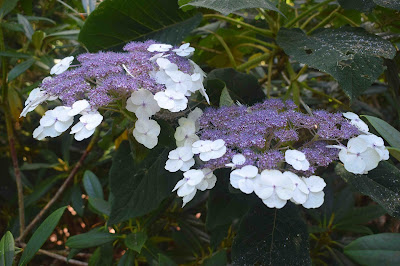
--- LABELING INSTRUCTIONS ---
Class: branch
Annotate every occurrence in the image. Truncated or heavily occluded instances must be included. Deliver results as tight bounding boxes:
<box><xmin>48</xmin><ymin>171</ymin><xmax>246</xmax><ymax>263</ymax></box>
<box><xmin>16</xmin><ymin>130</ymin><xmax>100</xmax><ymax>242</ymax></box>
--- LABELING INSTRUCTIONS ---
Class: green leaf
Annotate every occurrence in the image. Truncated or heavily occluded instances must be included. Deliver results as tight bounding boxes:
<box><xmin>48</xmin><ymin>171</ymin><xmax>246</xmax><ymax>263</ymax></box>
<box><xmin>66</xmin><ymin>230</ymin><xmax>119</xmax><ymax>249</ymax></box>
<box><xmin>83</xmin><ymin>170</ymin><xmax>104</xmax><ymax>199</ymax></box>
<box><xmin>88</xmin><ymin>198</ymin><xmax>111</xmax><ymax>216</ymax></box>
<box><xmin>0</xmin><ymin>51</ymin><xmax>31</xmax><ymax>58</ymax></box>
<box><xmin>337</xmin><ymin>162</ymin><xmax>400</xmax><ymax>218</ymax></box>
<box><xmin>17</xmin><ymin>14</ymin><xmax>34</xmax><ymax>40</ymax></box>
<box><xmin>78</xmin><ymin>0</ymin><xmax>202</xmax><ymax>52</ymax></box>
<box><xmin>117</xmin><ymin>250</ymin><xmax>135</xmax><ymax>266</ymax></box>
<box><xmin>338</xmin><ymin>0</ymin><xmax>376</xmax><ymax>12</ymax></box>
<box><xmin>108</xmin><ymin>141</ymin><xmax>180</xmax><ymax>224</ymax></box>
<box><xmin>388</xmin><ymin>147</ymin><xmax>400</xmax><ymax>162</ymax></box>
<box><xmin>71</xmin><ymin>185</ymin><xmax>85</xmax><ymax>216</ymax></box>
<box><xmin>185</xmin><ymin>0</ymin><xmax>279</xmax><ymax>15</ymax></box>
<box><xmin>336</xmin><ymin>205</ymin><xmax>386</xmax><ymax>227</ymax></box>
<box><xmin>277</xmin><ymin>27</ymin><xmax>396</xmax><ymax>99</ymax></box>
<box><xmin>124</xmin><ymin>232</ymin><xmax>147</xmax><ymax>253</ymax></box>
<box><xmin>0</xmin><ymin>231</ymin><xmax>15</xmax><ymax>266</ymax></box>
<box><xmin>88</xmin><ymin>243</ymin><xmax>113</xmax><ymax>266</ymax></box>
<box><xmin>0</xmin><ymin>0</ymin><xmax>18</xmax><ymax>18</ymax></box>
<box><xmin>32</xmin><ymin>31</ymin><xmax>46</xmax><ymax>50</ymax></box>
<box><xmin>231</xmin><ymin>203</ymin><xmax>311</xmax><ymax>265</ymax></box>
<box><xmin>363</xmin><ymin>115</ymin><xmax>400</xmax><ymax>149</ymax></box>
<box><xmin>335</xmin><ymin>224</ymin><xmax>373</xmax><ymax>235</ymax></box>
<box><xmin>344</xmin><ymin>233</ymin><xmax>400</xmax><ymax>265</ymax></box>
<box><xmin>203</xmin><ymin>250</ymin><xmax>227</xmax><ymax>266</ymax></box>
<box><xmin>219</xmin><ymin>87</ymin><xmax>234</xmax><ymax>107</ymax></box>
<box><xmin>158</xmin><ymin>253</ymin><xmax>177</xmax><ymax>266</ymax></box>
<box><xmin>19</xmin><ymin>207</ymin><xmax>67</xmax><ymax>266</ymax></box>
<box><xmin>373</xmin><ymin>0</ymin><xmax>400</xmax><ymax>10</ymax></box>
<box><xmin>7</xmin><ymin>58</ymin><xmax>35</xmax><ymax>82</ymax></box>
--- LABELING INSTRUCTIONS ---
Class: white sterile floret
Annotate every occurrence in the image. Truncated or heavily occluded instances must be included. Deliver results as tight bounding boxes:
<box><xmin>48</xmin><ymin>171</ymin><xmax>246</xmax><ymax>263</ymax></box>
<box><xmin>285</xmin><ymin>171</ymin><xmax>309</xmax><ymax>204</ymax></box>
<box><xmin>175</xmin><ymin>118</ymin><xmax>199</xmax><ymax>147</ymax></box>
<box><xmin>147</xmin><ymin>43</ymin><xmax>173</xmax><ymax>52</ymax></box>
<box><xmin>343</xmin><ymin>112</ymin><xmax>369</xmax><ymax>133</ymax></box>
<box><xmin>50</xmin><ymin>56</ymin><xmax>74</xmax><ymax>75</ymax></box>
<box><xmin>154</xmin><ymin>89</ymin><xmax>188</xmax><ymax>112</ymax></box>
<box><xmin>132</xmin><ymin>119</ymin><xmax>161</xmax><ymax>149</ymax></box>
<box><xmin>20</xmin><ymin>88</ymin><xmax>57</xmax><ymax>117</ymax></box>
<box><xmin>196</xmin><ymin>168</ymin><xmax>217</xmax><ymax>191</ymax></box>
<box><xmin>33</xmin><ymin>106</ymin><xmax>74</xmax><ymax>140</ymax></box>
<box><xmin>285</xmin><ymin>150</ymin><xmax>310</xmax><ymax>171</ymax></box>
<box><xmin>149</xmin><ymin>52</ymin><xmax>169</xmax><ymax>61</ymax></box>
<box><xmin>189</xmin><ymin>60</ymin><xmax>210</xmax><ymax>104</ymax></box>
<box><xmin>173</xmin><ymin>43</ymin><xmax>195</xmax><ymax>57</ymax></box>
<box><xmin>225</xmin><ymin>154</ymin><xmax>246</xmax><ymax>169</ymax></box>
<box><xmin>192</xmin><ymin>139</ymin><xmax>227</xmax><ymax>161</ymax></box>
<box><xmin>230</xmin><ymin>165</ymin><xmax>259</xmax><ymax>194</ymax></box>
<box><xmin>302</xmin><ymin>176</ymin><xmax>326</xmax><ymax>209</ymax></box>
<box><xmin>126</xmin><ymin>89</ymin><xmax>160</xmax><ymax>119</ymax></box>
<box><xmin>173</xmin><ymin>169</ymin><xmax>205</xmax><ymax>206</ymax></box>
<box><xmin>328</xmin><ymin>136</ymin><xmax>381</xmax><ymax>174</ymax></box>
<box><xmin>68</xmin><ymin>99</ymin><xmax>90</xmax><ymax>116</ymax></box>
<box><xmin>165</xmin><ymin>146</ymin><xmax>195</xmax><ymax>172</ymax></box>
<box><xmin>70</xmin><ymin>111</ymin><xmax>103</xmax><ymax>141</ymax></box>
<box><xmin>155</xmin><ymin>58</ymin><xmax>178</xmax><ymax>85</ymax></box>
<box><xmin>254</xmin><ymin>170</ymin><xmax>295</xmax><ymax>209</ymax></box>
<box><xmin>165</xmin><ymin>71</ymin><xmax>193</xmax><ymax>94</ymax></box>
<box><xmin>358</xmin><ymin>134</ymin><xmax>389</xmax><ymax>161</ymax></box>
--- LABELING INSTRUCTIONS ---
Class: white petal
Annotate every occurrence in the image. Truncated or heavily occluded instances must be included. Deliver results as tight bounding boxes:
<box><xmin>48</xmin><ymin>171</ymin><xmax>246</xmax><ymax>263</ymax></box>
<box><xmin>302</xmin><ymin>191</ymin><xmax>325</xmax><ymax>209</ymax></box>
<box><xmin>165</xmin><ymin>159</ymin><xmax>183</xmax><ymax>172</ymax></box>
<box><xmin>68</xmin><ymin>100</ymin><xmax>89</xmax><ymax>116</ymax></box>
<box><xmin>262</xmin><ymin>192</ymin><xmax>287</xmax><ymax>209</ymax></box>
<box><xmin>238</xmin><ymin>179</ymin><xmax>254</xmax><ymax>194</ymax></box>
<box><xmin>303</xmin><ymin>176</ymin><xmax>326</xmax><ymax>192</ymax></box>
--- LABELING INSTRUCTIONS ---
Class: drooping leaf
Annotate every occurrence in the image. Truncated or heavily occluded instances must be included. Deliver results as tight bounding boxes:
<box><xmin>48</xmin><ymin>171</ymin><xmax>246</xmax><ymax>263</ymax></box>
<box><xmin>373</xmin><ymin>0</ymin><xmax>400</xmax><ymax>10</ymax></box>
<box><xmin>337</xmin><ymin>0</ymin><xmax>376</xmax><ymax>12</ymax></box>
<box><xmin>219</xmin><ymin>87</ymin><xmax>234</xmax><ymax>107</ymax></box>
<box><xmin>108</xmin><ymin>141</ymin><xmax>181</xmax><ymax>224</ymax></box>
<box><xmin>7</xmin><ymin>58</ymin><xmax>35</xmax><ymax>82</ymax></box>
<box><xmin>185</xmin><ymin>0</ymin><xmax>279</xmax><ymax>15</ymax></box>
<box><xmin>337</xmin><ymin>162</ymin><xmax>400</xmax><ymax>218</ymax></box>
<box><xmin>277</xmin><ymin>27</ymin><xmax>396</xmax><ymax>99</ymax></box>
<box><xmin>344</xmin><ymin>233</ymin><xmax>400</xmax><ymax>265</ymax></box>
<box><xmin>17</xmin><ymin>14</ymin><xmax>34</xmax><ymax>40</ymax></box>
<box><xmin>363</xmin><ymin>115</ymin><xmax>400</xmax><ymax>149</ymax></box>
<box><xmin>203</xmin><ymin>250</ymin><xmax>227</xmax><ymax>266</ymax></box>
<box><xmin>335</xmin><ymin>205</ymin><xmax>386</xmax><ymax>227</ymax></box>
<box><xmin>81</xmin><ymin>0</ymin><xmax>96</xmax><ymax>14</ymax></box>
<box><xmin>71</xmin><ymin>185</ymin><xmax>85</xmax><ymax>216</ymax></box>
<box><xmin>88</xmin><ymin>243</ymin><xmax>113</xmax><ymax>266</ymax></box>
<box><xmin>19</xmin><ymin>207</ymin><xmax>67</xmax><ymax>266</ymax></box>
<box><xmin>117</xmin><ymin>250</ymin><xmax>135</xmax><ymax>266</ymax></box>
<box><xmin>0</xmin><ymin>231</ymin><xmax>15</xmax><ymax>266</ymax></box>
<box><xmin>83</xmin><ymin>170</ymin><xmax>104</xmax><ymax>199</ymax></box>
<box><xmin>0</xmin><ymin>51</ymin><xmax>31</xmax><ymax>58</ymax></box>
<box><xmin>66</xmin><ymin>230</ymin><xmax>119</xmax><ymax>249</ymax></box>
<box><xmin>231</xmin><ymin>203</ymin><xmax>311</xmax><ymax>265</ymax></box>
<box><xmin>388</xmin><ymin>147</ymin><xmax>400</xmax><ymax>162</ymax></box>
<box><xmin>88</xmin><ymin>198</ymin><xmax>111</xmax><ymax>216</ymax></box>
<box><xmin>124</xmin><ymin>232</ymin><xmax>147</xmax><ymax>253</ymax></box>
<box><xmin>0</xmin><ymin>0</ymin><xmax>19</xmax><ymax>18</ymax></box>
<box><xmin>78</xmin><ymin>0</ymin><xmax>202</xmax><ymax>52</ymax></box>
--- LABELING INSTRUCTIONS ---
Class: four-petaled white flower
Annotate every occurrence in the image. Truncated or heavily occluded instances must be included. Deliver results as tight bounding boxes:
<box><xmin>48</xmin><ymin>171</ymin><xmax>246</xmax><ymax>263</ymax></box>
<box><xmin>173</xmin><ymin>43</ymin><xmax>195</xmax><ymax>57</ymax></box>
<box><xmin>343</xmin><ymin>112</ymin><xmax>369</xmax><ymax>133</ymax></box>
<box><xmin>50</xmin><ymin>56</ymin><xmax>74</xmax><ymax>75</ymax></box>
<box><xmin>285</xmin><ymin>150</ymin><xmax>310</xmax><ymax>171</ymax></box>
<box><xmin>165</xmin><ymin>71</ymin><xmax>193</xmax><ymax>94</ymax></box>
<box><xmin>174</xmin><ymin>118</ymin><xmax>199</xmax><ymax>147</ymax></box>
<box><xmin>225</xmin><ymin>154</ymin><xmax>246</xmax><ymax>169</ymax></box>
<box><xmin>33</xmin><ymin>106</ymin><xmax>74</xmax><ymax>140</ymax></box>
<box><xmin>302</xmin><ymin>176</ymin><xmax>326</xmax><ymax>209</ymax></box>
<box><xmin>173</xmin><ymin>169</ymin><xmax>205</xmax><ymax>206</ymax></box>
<box><xmin>147</xmin><ymin>43</ymin><xmax>172</xmax><ymax>52</ymax></box>
<box><xmin>196</xmin><ymin>168</ymin><xmax>217</xmax><ymax>191</ymax></box>
<box><xmin>70</xmin><ymin>111</ymin><xmax>103</xmax><ymax>141</ymax></box>
<box><xmin>154</xmin><ymin>89</ymin><xmax>188</xmax><ymax>112</ymax></box>
<box><xmin>68</xmin><ymin>99</ymin><xmax>90</xmax><ymax>116</ymax></box>
<box><xmin>20</xmin><ymin>88</ymin><xmax>57</xmax><ymax>117</ymax></box>
<box><xmin>230</xmin><ymin>165</ymin><xmax>259</xmax><ymax>194</ymax></box>
<box><xmin>359</xmin><ymin>134</ymin><xmax>389</xmax><ymax>161</ymax></box>
<box><xmin>165</xmin><ymin>146</ymin><xmax>195</xmax><ymax>172</ymax></box>
<box><xmin>192</xmin><ymin>139</ymin><xmax>226</xmax><ymax>161</ymax></box>
<box><xmin>254</xmin><ymin>170</ymin><xmax>295</xmax><ymax>209</ymax></box>
<box><xmin>126</xmin><ymin>89</ymin><xmax>160</xmax><ymax>119</ymax></box>
<box><xmin>285</xmin><ymin>171</ymin><xmax>309</xmax><ymax>204</ymax></box>
<box><xmin>132</xmin><ymin>119</ymin><xmax>161</xmax><ymax>149</ymax></box>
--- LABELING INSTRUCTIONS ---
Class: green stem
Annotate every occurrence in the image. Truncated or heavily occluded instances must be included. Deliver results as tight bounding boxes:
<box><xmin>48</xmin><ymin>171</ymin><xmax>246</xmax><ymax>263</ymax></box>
<box><xmin>284</xmin><ymin>0</ymin><xmax>335</xmax><ymax>28</ymax></box>
<box><xmin>300</xmin><ymin>81</ymin><xmax>344</xmax><ymax>106</ymax></box>
<box><xmin>235</xmin><ymin>35</ymin><xmax>278</xmax><ymax>49</ymax></box>
<box><xmin>204</xmin><ymin>29</ymin><xmax>236</xmax><ymax>68</ymax></box>
<box><xmin>203</xmin><ymin>14</ymin><xmax>274</xmax><ymax>37</ymax></box>
<box><xmin>334</xmin><ymin>13</ymin><xmax>359</xmax><ymax>27</ymax></box>
<box><xmin>300</xmin><ymin>11</ymin><xmax>321</xmax><ymax>29</ymax></box>
<box><xmin>236</xmin><ymin>52</ymin><xmax>271</xmax><ymax>72</ymax></box>
<box><xmin>292</xmin><ymin>65</ymin><xmax>308</xmax><ymax>82</ymax></box>
<box><xmin>308</xmin><ymin>6</ymin><xmax>341</xmax><ymax>35</ymax></box>
<box><xmin>266</xmin><ymin>55</ymin><xmax>274</xmax><ymax>98</ymax></box>
<box><xmin>236</xmin><ymin>43</ymin><xmax>271</xmax><ymax>53</ymax></box>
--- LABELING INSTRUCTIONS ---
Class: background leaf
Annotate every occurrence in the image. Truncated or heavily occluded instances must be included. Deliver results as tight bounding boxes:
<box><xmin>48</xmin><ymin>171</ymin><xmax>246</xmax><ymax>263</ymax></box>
<box><xmin>337</xmin><ymin>0</ymin><xmax>376</xmax><ymax>12</ymax></box>
<box><xmin>66</xmin><ymin>230</ymin><xmax>119</xmax><ymax>249</ymax></box>
<box><xmin>83</xmin><ymin>170</ymin><xmax>104</xmax><ymax>199</ymax></box>
<box><xmin>363</xmin><ymin>115</ymin><xmax>400</xmax><ymax>149</ymax></box>
<box><xmin>344</xmin><ymin>233</ymin><xmax>400</xmax><ymax>265</ymax></box>
<box><xmin>0</xmin><ymin>0</ymin><xmax>19</xmax><ymax>18</ymax></box>
<box><xmin>0</xmin><ymin>231</ymin><xmax>15</xmax><ymax>266</ymax></box>
<box><xmin>78</xmin><ymin>0</ymin><xmax>202</xmax><ymax>51</ymax></box>
<box><xmin>373</xmin><ymin>0</ymin><xmax>400</xmax><ymax>10</ymax></box>
<box><xmin>277</xmin><ymin>27</ymin><xmax>396</xmax><ymax>99</ymax></box>
<box><xmin>185</xmin><ymin>0</ymin><xmax>279</xmax><ymax>15</ymax></box>
<box><xmin>124</xmin><ymin>232</ymin><xmax>147</xmax><ymax>253</ymax></box>
<box><xmin>7</xmin><ymin>58</ymin><xmax>35</xmax><ymax>82</ymax></box>
<box><xmin>19</xmin><ymin>207</ymin><xmax>67</xmax><ymax>266</ymax></box>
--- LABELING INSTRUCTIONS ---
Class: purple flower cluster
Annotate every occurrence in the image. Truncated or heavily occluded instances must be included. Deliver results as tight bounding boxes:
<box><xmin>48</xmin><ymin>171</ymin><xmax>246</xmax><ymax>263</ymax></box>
<box><xmin>198</xmin><ymin>99</ymin><xmax>359</xmax><ymax>173</ymax></box>
<box><xmin>41</xmin><ymin>40</ymin><xmax>192</xmax><ymax>107</ymax></box>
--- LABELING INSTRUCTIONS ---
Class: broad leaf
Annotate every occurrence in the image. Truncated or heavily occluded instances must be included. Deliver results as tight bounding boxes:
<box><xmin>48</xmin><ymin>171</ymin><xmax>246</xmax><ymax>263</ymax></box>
<box><xmin>277</xmin><ymin>27</ymin><xmax>396</xmax><ymax>99</ymax></box>
<box><xmin>0</xmin><ymin>231</ymin><xmax>15</xmax><ymax>266</ymax></box>
<box><xmin>7</xmin><ymin>58</ymin><xmax>35</xmax><ymax>82</ymax></box>
<box><xmin>66</xmin><ymin>230</ymin><xmax>119</xmax><ymax>249</ymax></box>
<box><xmin>185</xmin><ymin>0</ymin><xmax>279</xmax><ymax>15</ymax></box>
<box><xmin>219</xmin><ymin>87</ymin><xmax>234</xmax><ymax>107</ymax></box>
<box><xmin>338</xmin><ymin>0</ymin><xmax>376</xmax><ymax>12</ymax></box>
<box><xmin>373</xmin><ymin>0</ymin><xmax>400</xmax><ymax>10</ymax></box>
<box><xmin>108</xmin><ymin>142</ymin><xmax>181</xmax><ymax>224</ymax></box>
<box><xmin>124</xmin><ymin>232</ymin><xmax>147</xmax><ymax>253</ymax></box>
<box><xmin>0</xmin><ymin>0</ymin><xmax>18</xmax><ymax>18</ymax></box>
<box><xmin>19</xmin><ymin>207</ymin><xmax>67</xmax><ymax>266</ymax></box>
<box><xmin>231</xmin><ymin>203</ymin><xmax>311</xmax><ymax>265</ymax></box>
<box><xmin>88</xmin><ymin>198</ymin><xmax>111</xmax><ymax>216</ymax></box>
<box><xmin>363</xmin><ymin>115</ymin><xmax>400</xmax><ymax>149</ymax></box>
<box><xmin>344</xmin><ymin>233</ymin><xmax>400</xmax><ymax>265</ymax></box>
<box><xmin>337</xmin><ymin>162</ymin><xmax>400</xmax><ymax>218</ymax></box>
<box><xmin>78</xmin><ymin>0</ymin><xmax>202</xmax><ymax>51</ymax></box>
<box><xmin>71</xmin><ymin>185</ymin><xmax>85</xmax><ymax>216</ymax></box>
<box><xmin>0</xmin><ymin>51</ymin><xmax>31</xmax><ymax>58</ymax></box>
<box><xmin>83</xmin><ymin>170</ymin><xmax>104</xmax><ymax>199</ymax></box>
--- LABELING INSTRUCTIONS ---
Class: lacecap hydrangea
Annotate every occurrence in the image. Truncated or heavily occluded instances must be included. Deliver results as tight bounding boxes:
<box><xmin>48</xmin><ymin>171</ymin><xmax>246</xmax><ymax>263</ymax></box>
<box><xmin>166</xmin><ymin>100</ymin><xmax>389</xmax><ymax>208</ymax></box>
<box><xmin>20</xmin><ymin>41</ymin><xmax>209</xmax><ymax>147</ymax></box>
